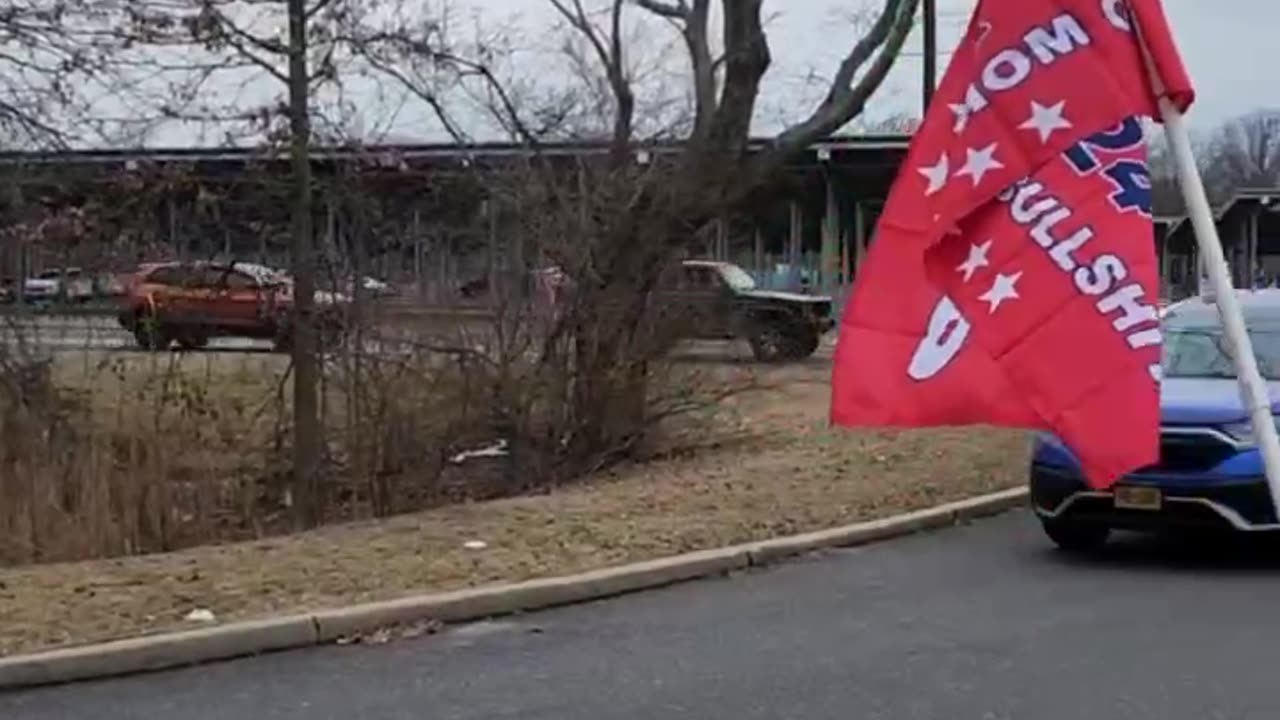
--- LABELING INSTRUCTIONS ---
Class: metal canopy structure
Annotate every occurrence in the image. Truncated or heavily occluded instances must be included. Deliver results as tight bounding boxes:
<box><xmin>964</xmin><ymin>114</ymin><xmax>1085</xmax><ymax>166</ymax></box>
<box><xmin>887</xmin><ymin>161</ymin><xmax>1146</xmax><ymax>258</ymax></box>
<box><xmin>1164</xmin><ymin>188</ymin><xmax>1280</xmax><ymax>298</ymax></box>
<box><xmin>0</xmin><ymin>136</ymin><xmax>913</xmax><ymax>300</ymax></box>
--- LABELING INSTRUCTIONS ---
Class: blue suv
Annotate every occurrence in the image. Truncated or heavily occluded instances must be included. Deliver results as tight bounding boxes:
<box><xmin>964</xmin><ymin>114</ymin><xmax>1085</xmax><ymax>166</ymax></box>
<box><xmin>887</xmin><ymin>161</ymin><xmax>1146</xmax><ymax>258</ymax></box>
<box><xmin>1030</xmin><ymin>290</ymin><xmax>1280</xmax><ymax>552</ymax></box>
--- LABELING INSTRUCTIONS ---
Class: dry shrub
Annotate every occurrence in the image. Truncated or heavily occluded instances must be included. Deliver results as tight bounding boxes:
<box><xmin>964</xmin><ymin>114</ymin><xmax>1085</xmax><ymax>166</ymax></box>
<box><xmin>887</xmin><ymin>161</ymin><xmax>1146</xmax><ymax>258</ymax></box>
<box><xmin>0</xmin><ymin>342</ymin><xmax>475</xmax><ymax>565</ymax></box>
<box><xmin>0</xmin><ymin>336</ymin><xmax>743</xmax><ymax>566</ymax></box>
<box><xmin>0</xmin><ymin>347</ymin><xmax>288</xmax><ymax>565</ymax></box>
<box><xmin>0</xmin><ymin>271</ymin><xmax>763</xmax><ymax>569</ymax></box>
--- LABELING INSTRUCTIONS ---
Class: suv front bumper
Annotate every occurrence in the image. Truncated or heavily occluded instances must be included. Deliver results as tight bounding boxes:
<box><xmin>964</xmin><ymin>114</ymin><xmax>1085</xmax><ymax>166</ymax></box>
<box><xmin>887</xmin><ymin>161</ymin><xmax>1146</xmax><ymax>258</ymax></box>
<box><xmin>1031</xmin><ymin>463</ymin><xmax>1280</xmax><ymax>532</ymax></box>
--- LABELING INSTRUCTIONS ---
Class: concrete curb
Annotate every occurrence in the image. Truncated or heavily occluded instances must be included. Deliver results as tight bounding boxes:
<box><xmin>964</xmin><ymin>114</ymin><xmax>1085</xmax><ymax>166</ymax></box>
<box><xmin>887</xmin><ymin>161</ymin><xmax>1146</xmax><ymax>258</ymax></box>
<box><xmin>0</xmin><ymin>486</ymin><xmax>1027</xmax><ymax>691</ymax></box>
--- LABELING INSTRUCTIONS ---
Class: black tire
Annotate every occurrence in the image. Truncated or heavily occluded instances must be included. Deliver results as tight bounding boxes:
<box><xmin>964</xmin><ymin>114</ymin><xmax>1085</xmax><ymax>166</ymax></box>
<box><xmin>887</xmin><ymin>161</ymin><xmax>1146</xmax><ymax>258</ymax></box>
<box><xmin>133</xmin><ymin>313</ymin><xmax>170</xmax><ymax>351</ymax></box>
<box><xmin>175</xmin><ymin>328</ymin><xmax>210</xmax><ymax>351</ymax></box>
<box><xmin>790</xmin><ymin>328</ymin><xmax>821</xmax><ymax>359</ymax></box>
<box><xmin>749</xmin><ymin>323</ymin><xmax>818</xmax><ymax>363</ymax></box>
<box><xmin>274</xmin><ymin>316</ymin><xmax>345</xmax><ymax>354</ymax></box>
<box><xmin>318</xmin><ymin>318</ymin><xmax>347</xmax><ymax>351</ymax></box>
<box><xmin>748</xmin><ymin>324</ymin><xmax>788</xmax><ymax>362</ymax></box>
<box><xmin>271</xmin><ymin>312</ymin><xmax>294</xmax><ymax>353</ymax></box>
<box><xmin>273</xmin><ymin>329</ymin><xmax>293</xmax><ymax>354</ymax></box>
<box><xmin>1041</xmin><ymin>519</ymin><xmax>1110</xmax><ymax>554</ymax></box>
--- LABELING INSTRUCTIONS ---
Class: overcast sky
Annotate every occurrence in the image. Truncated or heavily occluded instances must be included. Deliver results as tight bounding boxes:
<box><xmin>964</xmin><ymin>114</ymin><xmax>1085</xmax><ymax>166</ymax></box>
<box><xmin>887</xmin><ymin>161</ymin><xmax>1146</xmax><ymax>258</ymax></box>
<box><xmin>131</xmin><ymin>0</ymin><xmax>1275</xmax><ymax>147</ymax></box>
<box><xmin>757</xmin><ymin>0</ymin><xmax>1272</xmax><ymax>132</ymax></box>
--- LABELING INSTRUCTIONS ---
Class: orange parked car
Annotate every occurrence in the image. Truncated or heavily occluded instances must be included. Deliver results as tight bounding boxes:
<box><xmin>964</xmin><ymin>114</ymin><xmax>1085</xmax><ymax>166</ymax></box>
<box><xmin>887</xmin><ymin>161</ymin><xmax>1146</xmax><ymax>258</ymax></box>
<box><xmin>117</xmin><ymin>260</ymin><xmax>349</xmax><ymax>351</ymax></box>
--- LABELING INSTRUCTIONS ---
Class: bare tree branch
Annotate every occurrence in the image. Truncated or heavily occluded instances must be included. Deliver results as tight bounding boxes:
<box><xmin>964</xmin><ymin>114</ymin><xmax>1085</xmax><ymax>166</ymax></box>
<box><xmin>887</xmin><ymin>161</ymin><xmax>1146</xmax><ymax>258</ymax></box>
<box><xmin>192</xmin><ymin>6</ymin><xmax>291</xmax><ymax>84</ymax></box>
<box><xmin>1208</xmin><ymin>109</ymin><xmax>1280</xmax><ymax>190</ymax></box>
<box><xmin>700</xmin><ymin>0</ymin><xmax>769</xmax><ymax>164</ymax></box>
<box><xmin>549</xmin><ymin>0</ymin><xmax>633</xmax><ymax>158</ymax></box>
<box><xmin>0</xmin><ymin>1</ymin><xmax>136</xmax><ymax>147</ymax></box>
<box><xmin>755</xmin><ymin>0</ymin><xmax>919</xmax><ymax>170</ymax></box>
<box><xmin>633</xmin><ymin>0</ymin><xmax>687</xmax><ymax>18</ymax></box>
<box><xmin>343</xmin><ymin>26</ymin><xmax>543</xmax><ymax>146</ymax></box>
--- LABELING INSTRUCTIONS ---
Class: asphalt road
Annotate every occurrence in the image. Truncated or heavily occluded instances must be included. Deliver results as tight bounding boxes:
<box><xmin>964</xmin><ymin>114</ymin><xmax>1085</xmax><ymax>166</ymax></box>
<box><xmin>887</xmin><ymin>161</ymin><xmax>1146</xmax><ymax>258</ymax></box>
<box><xmin>9</xmin><ymin>512</ymin><xmax>1280</xmax><ymax>719</ymax></box>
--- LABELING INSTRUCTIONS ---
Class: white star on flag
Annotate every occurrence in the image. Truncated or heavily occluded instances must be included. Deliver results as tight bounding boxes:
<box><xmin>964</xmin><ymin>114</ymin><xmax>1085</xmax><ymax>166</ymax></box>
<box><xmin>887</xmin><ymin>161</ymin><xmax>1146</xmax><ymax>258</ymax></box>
<box><xmin>955</xmin><ymin>143</ymin><xmax>1004</xmax><ymax>186</ymax></box>
<box><xmin>1019</xmin><ymin>100</ymin><xmax>1072</xmax><ymax>143</ymax></box>
<box><xmin>918</xmin><ymin>153</ymin><xmax>950</xmax><ymax>195</ymax></box>
<box><xmin>947</xmin><ymin>90</ymin><xmax>986</xmax><ymax>133</ymax></box>
<box><xmin>957</xmin><ymin>240</ymin><xmax>993</xmax><ymax>282</ymax></box>
<box><xmin>979</xmin><ymin>271</ymin><xmax>1022</xmax><ymax>313</ymax></box>
<box><xmin>949</xmin><ymin>102</ymin><xmax>972</xmax><ymax>133</ymax></box>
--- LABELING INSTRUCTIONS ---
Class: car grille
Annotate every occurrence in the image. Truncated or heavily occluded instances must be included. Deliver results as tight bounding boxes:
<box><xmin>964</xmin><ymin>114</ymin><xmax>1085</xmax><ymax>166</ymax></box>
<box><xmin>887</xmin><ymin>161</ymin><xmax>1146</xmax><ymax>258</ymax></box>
<box><xmin>1133</xmin><ymin>430</ymin><xmax>1240</xmax><ymax>474</ymax></box>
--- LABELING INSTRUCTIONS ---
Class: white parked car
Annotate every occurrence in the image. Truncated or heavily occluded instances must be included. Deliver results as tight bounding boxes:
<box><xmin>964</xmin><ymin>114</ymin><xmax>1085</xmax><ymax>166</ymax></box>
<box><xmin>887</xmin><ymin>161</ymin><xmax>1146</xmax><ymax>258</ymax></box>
<box><xmin>23</xmin><ymin>267</ymin><xmax>94</xmax><ymax>303</ymax></box>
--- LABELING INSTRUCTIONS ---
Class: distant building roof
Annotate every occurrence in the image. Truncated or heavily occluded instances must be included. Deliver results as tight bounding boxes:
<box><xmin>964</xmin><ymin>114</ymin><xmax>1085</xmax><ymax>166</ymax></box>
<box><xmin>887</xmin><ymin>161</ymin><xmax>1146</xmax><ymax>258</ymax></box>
<box><xmin>0</xmin><ymin>135</ymin><xmax>911</xmax><ymax>167</ymax></box>
<box><xmin>1165</xmin><ymin>187</ymin><xmax>1280</xmax><ymax>237</ymax></box>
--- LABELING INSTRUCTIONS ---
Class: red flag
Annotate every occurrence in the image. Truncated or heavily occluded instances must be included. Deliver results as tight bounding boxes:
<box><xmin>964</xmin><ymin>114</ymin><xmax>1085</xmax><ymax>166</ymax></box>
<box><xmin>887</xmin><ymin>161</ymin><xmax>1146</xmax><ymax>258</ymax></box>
<box><xmin>830</xmin><ymin>0</ymin><xmax>1194</xmax><ymax>487</ymax></box>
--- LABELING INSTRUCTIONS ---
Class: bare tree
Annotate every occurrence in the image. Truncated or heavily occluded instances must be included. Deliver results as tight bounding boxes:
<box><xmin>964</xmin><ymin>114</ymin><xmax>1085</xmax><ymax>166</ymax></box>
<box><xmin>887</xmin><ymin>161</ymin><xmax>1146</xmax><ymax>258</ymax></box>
<box><xmin>0</xmin><ymin>1</ymin><xmax>114</xmax><ymax>147</ymax></box>
<box><xmin>98</xmin><ymin>0</ymin><xmax>389</xmax><ymax>527</ymax></box>
<box><xmin>1203</xmin><ymin>109</ymin><xmax>1280</xmax><ymax>201</ymax></box>
<box><xmin>343</xmin><ymin>0</ymin><xmax>919</xmax><ymax>474</ymax></box>
<box><xmin>1146</xmin><ymin>130</ymin><xmax>1184</xmax><ymax>216</ymax></box>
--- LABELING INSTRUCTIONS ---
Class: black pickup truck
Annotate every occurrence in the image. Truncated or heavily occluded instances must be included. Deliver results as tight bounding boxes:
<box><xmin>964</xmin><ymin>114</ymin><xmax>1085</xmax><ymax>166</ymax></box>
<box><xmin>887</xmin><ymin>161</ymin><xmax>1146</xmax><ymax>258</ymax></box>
<box><xmin>658</xmin><ymin>260</ymin><xmax>835</xmax><ymax>362</ymax></box>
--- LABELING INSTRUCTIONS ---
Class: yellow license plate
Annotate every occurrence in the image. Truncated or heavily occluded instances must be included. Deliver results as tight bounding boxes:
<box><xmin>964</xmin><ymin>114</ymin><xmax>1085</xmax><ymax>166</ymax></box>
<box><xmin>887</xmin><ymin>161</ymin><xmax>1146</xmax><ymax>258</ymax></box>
<box><xmin>1114</xmin><ymin>486</ymin><xmax>1162</xmax><ymax>511</ymax></box>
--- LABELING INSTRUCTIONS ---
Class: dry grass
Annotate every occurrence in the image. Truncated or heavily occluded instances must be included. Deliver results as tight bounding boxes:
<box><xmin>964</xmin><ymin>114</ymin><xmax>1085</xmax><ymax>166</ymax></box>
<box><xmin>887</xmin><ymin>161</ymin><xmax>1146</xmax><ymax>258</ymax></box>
<box><xmin>5</xmin><ymin>339</ymin><xmax>539</xmax><ymax>563</ymax></box>
<box><xmin>0</xmin><ymin>351</ymin><xmax>295</xmax><ymax>564</ymax></box>
<box><xmin>0</xmin><ymin>357</ymin><xmax>1029</xmax><ymax>657</ymax></box>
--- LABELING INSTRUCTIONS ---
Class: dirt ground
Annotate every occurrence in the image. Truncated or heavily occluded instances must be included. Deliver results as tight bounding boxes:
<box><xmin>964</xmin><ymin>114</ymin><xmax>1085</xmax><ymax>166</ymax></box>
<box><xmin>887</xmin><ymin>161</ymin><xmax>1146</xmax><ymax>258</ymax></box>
<box><xmin>0</xmin><ymin>349</ymin><xmax>1030</xmax><ymax>656</ymax></box>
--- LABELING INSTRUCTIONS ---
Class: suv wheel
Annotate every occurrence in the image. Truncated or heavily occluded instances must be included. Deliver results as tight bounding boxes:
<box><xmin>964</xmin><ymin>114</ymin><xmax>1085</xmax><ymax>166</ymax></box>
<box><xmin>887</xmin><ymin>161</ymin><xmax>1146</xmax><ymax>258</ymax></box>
<box><xmin>748</xmin><ymin>325</ymin><xmax>787</xmax><ymax>362</ymax></box>
<box><xmin>1041</xmin><ymin>519</ymin><xmax>1110</xmax><ymax>554</ymax></box>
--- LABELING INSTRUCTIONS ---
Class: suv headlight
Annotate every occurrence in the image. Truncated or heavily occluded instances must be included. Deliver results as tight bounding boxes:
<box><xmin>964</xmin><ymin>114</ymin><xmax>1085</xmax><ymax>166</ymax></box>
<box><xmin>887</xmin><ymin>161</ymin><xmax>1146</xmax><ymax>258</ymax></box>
<box><xmin>1222</xmin><ymin>418</ymin><xmax>1280</xmax><ymax>445</ymax></box>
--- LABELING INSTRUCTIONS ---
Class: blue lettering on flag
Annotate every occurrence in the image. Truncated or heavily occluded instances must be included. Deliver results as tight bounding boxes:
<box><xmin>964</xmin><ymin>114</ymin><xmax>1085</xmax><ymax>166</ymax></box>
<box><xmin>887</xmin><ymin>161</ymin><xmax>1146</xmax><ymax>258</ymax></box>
<box><xmin>1064</xmin><ymin>116</ymin><xmax>1145</xmax><ymax>174</ymax></box>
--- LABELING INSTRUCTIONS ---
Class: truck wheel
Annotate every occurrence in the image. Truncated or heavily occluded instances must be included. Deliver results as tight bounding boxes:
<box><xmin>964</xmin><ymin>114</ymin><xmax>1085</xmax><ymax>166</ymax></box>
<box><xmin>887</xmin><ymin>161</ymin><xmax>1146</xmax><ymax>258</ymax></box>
<box><xmin>790</xmin><ymin>328</ymin><xmax>821</xmax><ymax>359</ymax></box>
<box><xmin>749</xmin><ymin>324</ymin><xmax>819</xmax><ymax>362</ymax></box>
<box><xmin>748</xmin><ymin>325</ymin><xmax>788</xmax><ymax>362</ymax></box>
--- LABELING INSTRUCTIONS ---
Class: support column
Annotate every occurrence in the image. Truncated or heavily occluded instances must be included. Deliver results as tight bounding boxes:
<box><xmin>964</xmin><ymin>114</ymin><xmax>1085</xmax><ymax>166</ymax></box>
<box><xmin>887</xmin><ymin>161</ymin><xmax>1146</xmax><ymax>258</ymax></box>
<box><xmin>753</xmin><ymin>227</ymin><xmax>764</xmax><ymax>276</ymax></box>
<box><xmin>1235</xmin><ymin>217</ymin><xmax>1248</xmax><ymax>287</ymax></box>
<box><xmin>167</xmin><ymin>197</ymin><xmax>182</xmax><ymax>261</ymax></box>
<box><xmin>326</xmin><ymin>194</ymin><xmax>339</xmax><ymax>282</ymax></box>
<box><xmin>438</xmin><ymin>233</ymin><xmax>450</xmax><ymax>304</ymax></box>
<box><xmin>1249</xmin><ymin>206</ymin><xmax>1260</xmax><ymax>287</ymax></box>
<box><xmin>411</xmin><ymin>209</ymin><xmax>423</xmax><ymax>299</ymax></box>
<box><xmin>853</xmin><ymin>200</ymin><xmax>867</xmax><ymax>281</ymax></box>
<box><xmin>820</xmin><ymin>172</ymin><xmax>840</xmax><ymax>297</ymax></box>
<box><xmin>1159</xmin><ymin>227</ymin><xmax>1172</xmax><ymax>300</ymax></box>
<box><xmin>485</xmin><ymin>199</ymin><xmax>498</xmax><ymax>305</ymax></box>
<box><xmin>840</xmin><ymin>217</ymin><xmax>851</xmax><ymax>288</ymax></box>
<box><xmin>788</xmin><ymin>200</ymin><xmax>802</xmax><ymax>287</ymax></box>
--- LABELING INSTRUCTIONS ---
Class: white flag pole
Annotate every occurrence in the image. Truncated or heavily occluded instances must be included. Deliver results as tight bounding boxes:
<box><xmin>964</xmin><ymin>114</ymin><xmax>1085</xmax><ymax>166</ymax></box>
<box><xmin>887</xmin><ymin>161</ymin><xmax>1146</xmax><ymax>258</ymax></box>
<box><xmin>1137</xmin><ymin>35</ymin><xmax>1280</xmax><ymax>521</ymax></box>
